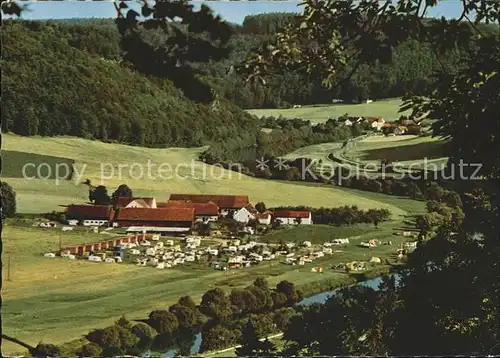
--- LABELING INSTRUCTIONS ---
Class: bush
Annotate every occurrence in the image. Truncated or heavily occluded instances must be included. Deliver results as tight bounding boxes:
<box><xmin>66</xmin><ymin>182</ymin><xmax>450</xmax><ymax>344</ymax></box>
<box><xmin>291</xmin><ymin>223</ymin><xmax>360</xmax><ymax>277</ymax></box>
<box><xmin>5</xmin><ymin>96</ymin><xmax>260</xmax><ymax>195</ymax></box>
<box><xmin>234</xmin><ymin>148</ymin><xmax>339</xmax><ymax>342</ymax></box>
<box><xmin>101</xmin><ymin>346</ymin><xmax>124</xmax><ymax>357</ymax></box>
<box><xmin>148</xmin><ymin>310</ymin><xmax>180</xmax><ymax>334</ymax></box>
<box><xmin>76</xmin><ymin>343</ymin><xmax>102</xmax><ymax>357</ymax></box>
<box><xmin>86</xmin><ymin>324</ymin><xmax>139</xmax><ymax>349</ymax></box>
<box><xmin>131</xmin><ymin>322</ymin><xmax>156</xmax><ymax>341</ymax></box>
<box><xmin>34</xmin><ymin>343</ymin><xmax>61</xmax><ymax>357</ymax></box>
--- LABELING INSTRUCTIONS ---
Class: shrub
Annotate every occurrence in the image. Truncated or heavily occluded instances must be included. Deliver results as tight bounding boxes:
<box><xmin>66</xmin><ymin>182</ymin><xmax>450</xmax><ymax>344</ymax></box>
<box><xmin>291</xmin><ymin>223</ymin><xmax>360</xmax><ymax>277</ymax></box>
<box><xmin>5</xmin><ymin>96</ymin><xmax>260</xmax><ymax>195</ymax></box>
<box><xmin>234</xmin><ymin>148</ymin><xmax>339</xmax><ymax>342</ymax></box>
<box><xmin>34</xmin><ymin>343</ymin><xmax>61</xmax><ymax>357</ymax></box>
<box><xmin>76</xmin><ymin>343</ymin><xmax>102</xmax><ymax>357</ymax></box>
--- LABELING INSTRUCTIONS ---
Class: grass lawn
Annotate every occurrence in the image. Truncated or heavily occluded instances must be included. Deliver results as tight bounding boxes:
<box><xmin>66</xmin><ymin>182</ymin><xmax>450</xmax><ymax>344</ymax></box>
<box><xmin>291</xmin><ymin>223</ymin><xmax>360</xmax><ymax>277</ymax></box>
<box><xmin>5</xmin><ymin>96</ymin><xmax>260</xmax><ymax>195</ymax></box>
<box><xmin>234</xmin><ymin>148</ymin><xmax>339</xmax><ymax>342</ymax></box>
<box><xmin>2</xmin><ymin>150</ymin><xmax>75</xmax><ymax>179</ymax></box>
<box><xmin>2</xmin><ymin>134</ymin><xmax>409</xmax><ymax>216</ymax></box>
<box><xmin>247</xmin><ymin>98</ymin><xmax>410</xmax><ymax>124</ymax></box>
<box><xmin>2</xmin><ymin>217</ymin><xmax>417</xmax><ymax>355</ymax></box>
<box><xmin>261</xmin><ymin>224</ymin><xmax>378</xmax><ymax>244</ymax></box>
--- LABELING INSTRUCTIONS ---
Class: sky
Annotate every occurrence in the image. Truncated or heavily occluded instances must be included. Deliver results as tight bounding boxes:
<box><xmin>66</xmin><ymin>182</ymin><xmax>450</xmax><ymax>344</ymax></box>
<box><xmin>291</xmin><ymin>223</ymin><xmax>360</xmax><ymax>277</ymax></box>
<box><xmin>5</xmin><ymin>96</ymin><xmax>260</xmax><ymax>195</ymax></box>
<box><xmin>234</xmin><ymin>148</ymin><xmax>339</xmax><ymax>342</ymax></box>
<box><xmin>6</xmin><ymin>1</ymin><xmax>467</xmax><ymax>25</ymax></box>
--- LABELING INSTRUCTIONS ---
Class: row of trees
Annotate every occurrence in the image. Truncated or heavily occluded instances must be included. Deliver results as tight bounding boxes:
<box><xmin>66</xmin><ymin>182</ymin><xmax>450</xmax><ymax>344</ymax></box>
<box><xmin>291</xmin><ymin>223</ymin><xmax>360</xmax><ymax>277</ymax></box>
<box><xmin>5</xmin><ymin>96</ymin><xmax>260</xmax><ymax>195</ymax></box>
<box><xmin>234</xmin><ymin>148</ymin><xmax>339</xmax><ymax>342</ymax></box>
<box><xmin>270</xmin><ymin>205</ymin><xmax>391</xmax><ymax>227</ymax></box>
<box><xmin>202</xmin><ymin>116</ymin><xmax>357</xmax><ymax>167</ymax></box>
<box><xmin>87</xmin><ymin>183</ymin><xmax>133</xmax><ymax>206</ymax></box>
<box><xmin>5</xmin><ymin>14</ymin><xmax>495</xmax><ymax>155</ymax></box>
<box><xmin>199</xmin><ymin>278</ymin><xmax>301</xmax><ymax>352</ymax></box>
<box><xmin>37</xmin><ymin>278</ymin><xmax>302</xmax><ymax>356</ymax></box>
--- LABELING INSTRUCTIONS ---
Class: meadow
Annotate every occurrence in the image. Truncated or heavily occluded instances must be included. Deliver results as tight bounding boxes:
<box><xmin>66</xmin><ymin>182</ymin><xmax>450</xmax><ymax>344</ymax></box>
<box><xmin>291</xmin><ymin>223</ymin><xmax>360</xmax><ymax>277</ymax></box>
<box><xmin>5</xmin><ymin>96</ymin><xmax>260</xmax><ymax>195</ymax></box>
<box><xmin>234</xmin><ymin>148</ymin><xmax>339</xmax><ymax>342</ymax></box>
<box><xmin>2</xmin><ymin>150</ymin><xmax>75</xmax><ymax>179</ymax></box>
<box><xmin>247</xmin><ymin>98</ymin><xmax>410</xmax><ymax>124</ymax></box>
<box><xmin>1</xmin><ymin>133</ymin><xmax>425</xmax><ymax>354</ymax></box>
<box><xmin>2</xmin><ymin>134</ymin><xmax>409</xmax><ymax>216</ymax></box>
<box><xmin>343</xmin><ymin>135</ymin><xmax>449</xmax><ymax>169</ymax></box>
<box><xmin>1</xmin><ymin>218</ymin><xmax>416</xmax><ymax>355</ymax></box>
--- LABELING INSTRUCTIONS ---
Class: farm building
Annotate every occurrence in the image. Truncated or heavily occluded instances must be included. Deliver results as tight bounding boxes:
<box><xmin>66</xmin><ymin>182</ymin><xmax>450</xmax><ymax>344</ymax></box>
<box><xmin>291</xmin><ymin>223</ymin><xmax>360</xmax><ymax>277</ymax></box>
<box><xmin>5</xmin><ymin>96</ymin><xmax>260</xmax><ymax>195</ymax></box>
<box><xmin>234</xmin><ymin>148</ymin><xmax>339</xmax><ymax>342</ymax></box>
<box><xmin>116</xmin><ymin>207</ymin><xmax>195</xmax><ymax>234</ymax></box>
<box><xmin>159</xmin><ymin>200</ymin><xmax>219</xmax><ymax>223</ymax></box>
<box><xmin>273</xmin><ymin>211</ymin><xmax>312</xmax><ymax>225</ymax></box>
<box><xmin>168</xmin><ymin>194</ymin><xmax>249</xmax><ymax>216</ymax></box>
<box><xmin>363</xmin><ymin>116</ymin><xmax>385</xmax><ymax>131</ymax></box>
<box><xmin>338</xmin><ymin>116</ymin><xmax>362</xmax><ymax>126</ymax></box>
<box><xmin>115</xmin><ymin>197</ymin><xmax>157</xmax><ymax>209</ymax></box>
<box><xmin>66</xmin><ymin>205</ymin><xmax>114</xmax><ymax>227</ymax></box>
<box><xmin>257</xmin><ymin>211</ymin><xmax>272</xmax><ymax>225</ymax></box>
<box><xmin>233</xmin><ymin>204</ymin><xmax>258</xmax><ymax>224</ymax></box>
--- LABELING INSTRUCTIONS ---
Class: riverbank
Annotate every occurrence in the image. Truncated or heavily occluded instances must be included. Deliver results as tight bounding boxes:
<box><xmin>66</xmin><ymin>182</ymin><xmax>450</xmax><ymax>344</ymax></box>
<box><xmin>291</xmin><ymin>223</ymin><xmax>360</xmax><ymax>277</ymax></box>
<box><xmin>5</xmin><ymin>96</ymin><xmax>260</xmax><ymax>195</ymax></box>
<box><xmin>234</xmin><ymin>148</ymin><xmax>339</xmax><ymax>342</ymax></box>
<box><xmin>148</xmin><ymin>267</ymin><xmax>398</xmax><ymax>358</ymax></box>
<box><xmin>188</xmin><ymin>271</ymin><xmax>400</xmax><ymax>358</ymax></box>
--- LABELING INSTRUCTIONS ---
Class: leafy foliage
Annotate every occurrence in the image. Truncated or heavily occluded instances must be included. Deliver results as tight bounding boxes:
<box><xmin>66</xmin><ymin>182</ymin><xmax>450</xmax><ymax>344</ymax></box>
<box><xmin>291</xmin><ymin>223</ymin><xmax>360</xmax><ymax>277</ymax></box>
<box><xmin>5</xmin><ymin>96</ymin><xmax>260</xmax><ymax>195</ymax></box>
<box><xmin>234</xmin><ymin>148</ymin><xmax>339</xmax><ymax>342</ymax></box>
<box><xmin>1</xmin><ymin>181</ymin><xmax>17</xmax><ymax>218</ymax></box>
<box><xmin>34</xmin><ymin>343</ymin><xmax>61</xmax><ymax>357</ymax></box>
<box><xmin>148</xmin><ymin>310</ymin><xmax>180</xmax><ymax>334</ymax></box>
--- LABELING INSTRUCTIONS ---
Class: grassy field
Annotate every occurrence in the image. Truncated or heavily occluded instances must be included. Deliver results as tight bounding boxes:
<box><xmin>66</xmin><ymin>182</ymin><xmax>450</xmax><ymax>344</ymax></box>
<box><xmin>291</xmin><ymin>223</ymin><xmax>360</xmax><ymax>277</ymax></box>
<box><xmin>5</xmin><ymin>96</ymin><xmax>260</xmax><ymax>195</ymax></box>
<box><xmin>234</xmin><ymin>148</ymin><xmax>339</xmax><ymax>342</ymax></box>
<box><xmin>283</xmin><ymin>134</ymin><xmax>448</xmax><ymax>176</ymax></box>
<box><xmin>247</xmin><ymin>98</ymin><xmax>410</xmax><ymax>124</ymax></box>
<box><xmin>344</xmin><ymin>135</ymin><xmax>449</xmax><ymax>168</ymax></box>
<box><xmin>3</xmin><ymin>134</ymin><xmax>409</xmax><ymax>216</ymax></box>
<box><xmin>1</xmin><ymin>133</ymin><xmax>425</xmax><ymax>354</ymax></box>
<box><xmin>2</xmin><ymin>150</ymin><xmax>75</xmax><ymax>179</ymax></box>
<box><xmin>2</xmin><ymin>216</ymin><xmax>418</xmax><ymax>355</ymax></box>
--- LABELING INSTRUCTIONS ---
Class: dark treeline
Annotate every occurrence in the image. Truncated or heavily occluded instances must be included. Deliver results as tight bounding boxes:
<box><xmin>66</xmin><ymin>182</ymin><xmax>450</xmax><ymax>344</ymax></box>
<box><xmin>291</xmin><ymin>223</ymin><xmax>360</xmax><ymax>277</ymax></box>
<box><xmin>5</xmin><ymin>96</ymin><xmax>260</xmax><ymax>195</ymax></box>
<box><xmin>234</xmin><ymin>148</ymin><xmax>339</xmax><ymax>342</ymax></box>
<box><xmin>202</xmin><ymin>117</ymin><xmax>356</xmax><ymax>164</ymax></box>
<box><xmin>270</xmin><ymin>206</ymin><xmax>391</xmax><ymax>227</ymax></box>
<box><xmin>3</xmin><ymin>15</ymin><xmax>498</xmax><ymax>165</ymax></box>
<box><xmin>2</xmin><ymin>20</ymin><xmax>262</xmax><ymax>151</ymax></box>
<box><xmin>2</xmin><ymin>18</ymin><xmax>353</xmax><ymax>163</ymax></box>
<box><xmin>205</xmin><ymin>14</ymin><xmax>499</xmax><ymax>108</ymax></box>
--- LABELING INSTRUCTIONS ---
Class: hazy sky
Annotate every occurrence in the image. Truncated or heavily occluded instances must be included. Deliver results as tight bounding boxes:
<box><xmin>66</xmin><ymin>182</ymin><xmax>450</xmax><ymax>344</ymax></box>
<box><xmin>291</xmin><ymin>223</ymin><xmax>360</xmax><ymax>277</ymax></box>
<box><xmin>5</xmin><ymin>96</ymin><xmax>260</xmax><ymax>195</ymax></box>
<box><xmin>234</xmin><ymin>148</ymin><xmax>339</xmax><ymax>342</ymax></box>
<box><xmin>7</xmin><ymin>1</ymin><xmax>467</xmax><ymax>25</ymax></box>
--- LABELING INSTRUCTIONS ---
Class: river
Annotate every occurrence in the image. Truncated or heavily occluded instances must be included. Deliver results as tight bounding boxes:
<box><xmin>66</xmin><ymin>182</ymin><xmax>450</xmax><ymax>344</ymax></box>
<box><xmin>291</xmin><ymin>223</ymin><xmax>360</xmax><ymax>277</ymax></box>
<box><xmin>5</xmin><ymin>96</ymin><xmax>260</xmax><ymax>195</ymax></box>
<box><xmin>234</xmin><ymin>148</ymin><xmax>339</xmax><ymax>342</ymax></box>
<box><xmin>144</xmin><ymin>274</ymin><xmax>401</xmax><ymax>357</ymax></box>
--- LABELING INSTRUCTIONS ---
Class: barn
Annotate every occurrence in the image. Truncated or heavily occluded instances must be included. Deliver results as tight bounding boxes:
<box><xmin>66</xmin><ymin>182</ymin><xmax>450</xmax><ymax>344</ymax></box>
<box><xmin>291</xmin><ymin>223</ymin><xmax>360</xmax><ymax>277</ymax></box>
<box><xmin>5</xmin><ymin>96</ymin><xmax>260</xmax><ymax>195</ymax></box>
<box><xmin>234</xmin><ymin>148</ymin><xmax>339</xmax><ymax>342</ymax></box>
<box><xmin>66</xmin><ymin>205</ymin><xmax>114</xmax><ymax>227</ymax></box>
<box><xmin>159</xmin><ymin>200</ymin><xmax>219</xmax><ymax>223</ymax></box>
<box><xmin>168</xmin><ymin>194</ymin><xmax>249</xmax><ymax>216</ymax></box>
<box><xmin>116</xmin><ymin>207</ymin><xmax>195</xmax><ymax>234</ymax></box>
<box><xmin>115</xmin><ymin>197</ymin><xmax>157</xmax><ymax>209</ymax></box>
<box><xmin>273</xmin><ymin>210</ymin><xmax>313</xmax><ymax>225</ymax></box>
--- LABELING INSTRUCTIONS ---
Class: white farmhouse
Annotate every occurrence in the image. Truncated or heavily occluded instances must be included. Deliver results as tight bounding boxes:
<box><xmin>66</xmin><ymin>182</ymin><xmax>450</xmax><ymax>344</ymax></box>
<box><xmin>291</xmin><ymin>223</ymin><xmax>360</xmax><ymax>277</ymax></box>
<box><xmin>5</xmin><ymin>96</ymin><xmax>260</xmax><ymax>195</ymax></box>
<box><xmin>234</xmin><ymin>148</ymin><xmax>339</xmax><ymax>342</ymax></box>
<box><xmin>257</xmin><ymin>212</ymin><xmax>272</xmax><ymax>225</ymax></box>
<box><xmin>116</xmin><ymin>197</ymin><xmax>157</xmax><ymax>209</ymax></box>
<box><xmin>273</xmin><ymin>211</ymin><xmax>313</xmax><ymax>225</ymax></box>
<box><xmin>233</xmin><ymin>204</ymin><xmax>258</xmax><ymax>224</ymax></box>
<box><xmin>66</xmin><ymin>204</ymin><xmax>113</xmax><ymax>227</ymax></box>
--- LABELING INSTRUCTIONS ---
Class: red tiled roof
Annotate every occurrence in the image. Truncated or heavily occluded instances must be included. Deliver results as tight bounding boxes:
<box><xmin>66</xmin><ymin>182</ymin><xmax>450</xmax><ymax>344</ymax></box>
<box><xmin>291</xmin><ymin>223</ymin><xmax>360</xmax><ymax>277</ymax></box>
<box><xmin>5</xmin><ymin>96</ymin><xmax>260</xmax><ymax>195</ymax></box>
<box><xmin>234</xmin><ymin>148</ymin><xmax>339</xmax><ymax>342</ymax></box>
<box><xmin>117</xmin><ymin>208</ymin><xmax>194</xmax><ymax>222</ymax></box>
<box><xmin>116</xmin><ymin>197</ymin><xmax>155</xmax><ymax>208</ymax></box>
<box><xmin>66</xmin><ymin>205</ymin><xmax>113</xmax><ymax>220</ymax></box>
<box><xmin>169</xmin><ymin>194</ymin><xmax>249</xmax><ymax>209</ymax></box>
<box><xmin>162</xmin><ymin>200</ymin><xmax>219</xmax><ymax>216</ymax></box>
<box><xmin>273</xmin><ymin>211</ymin><xmax>310</xmax><ymax>219</ymax></box>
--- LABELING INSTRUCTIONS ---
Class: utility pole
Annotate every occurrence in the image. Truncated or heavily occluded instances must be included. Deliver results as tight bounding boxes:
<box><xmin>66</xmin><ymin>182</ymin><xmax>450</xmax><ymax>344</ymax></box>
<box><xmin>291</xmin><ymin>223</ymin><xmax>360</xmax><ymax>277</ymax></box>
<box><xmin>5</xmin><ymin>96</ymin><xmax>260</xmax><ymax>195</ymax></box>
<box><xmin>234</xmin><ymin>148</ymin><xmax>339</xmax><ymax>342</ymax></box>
<box><xmin>7</xmin><ymin>256</ymin><xmax>11</xmax><ymax>281</ymax></box>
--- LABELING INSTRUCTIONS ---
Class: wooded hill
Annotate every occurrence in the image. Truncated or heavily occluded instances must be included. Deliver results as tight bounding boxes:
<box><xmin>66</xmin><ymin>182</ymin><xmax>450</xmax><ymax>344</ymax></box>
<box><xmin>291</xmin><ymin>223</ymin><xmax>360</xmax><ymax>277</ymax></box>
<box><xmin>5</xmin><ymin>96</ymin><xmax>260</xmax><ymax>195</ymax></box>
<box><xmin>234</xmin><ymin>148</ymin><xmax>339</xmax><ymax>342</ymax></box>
<box><xmin>3</xmin><ymin>14</ymin><xmax>497</xmax><ymax>156</ymax></box>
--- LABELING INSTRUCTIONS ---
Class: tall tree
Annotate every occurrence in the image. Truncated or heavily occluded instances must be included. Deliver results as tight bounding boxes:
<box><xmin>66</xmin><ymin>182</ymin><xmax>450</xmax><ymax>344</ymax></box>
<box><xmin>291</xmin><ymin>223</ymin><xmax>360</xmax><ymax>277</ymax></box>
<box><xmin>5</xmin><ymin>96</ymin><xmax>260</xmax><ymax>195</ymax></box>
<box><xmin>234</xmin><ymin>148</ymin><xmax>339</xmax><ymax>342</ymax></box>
<box><xmin>1</xmin><ymin>181</ymin><xmax>17</xmax><ymax>218</ymax></box>
<box><xmin>111</xmin><ymin>184</ymin><xmax>133</xmax><ymax>204</ymax></box>
<box><xmin>89</xmin><ymin>185</ymin><xmax>111</xmax><ymax>205</ymax></box>
<box><xmin>114</xmin><ymin>0</ymin><xmax>232</xmax><ymax>103</ymax></box>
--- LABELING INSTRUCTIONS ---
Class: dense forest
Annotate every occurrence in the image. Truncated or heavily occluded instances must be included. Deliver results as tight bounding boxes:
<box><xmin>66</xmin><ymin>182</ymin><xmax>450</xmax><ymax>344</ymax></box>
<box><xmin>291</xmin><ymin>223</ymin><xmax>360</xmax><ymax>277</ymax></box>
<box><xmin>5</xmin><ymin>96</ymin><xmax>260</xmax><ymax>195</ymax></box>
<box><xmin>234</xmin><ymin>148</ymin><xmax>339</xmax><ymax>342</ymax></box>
<box><xmin>3</xmin><ymin>13</ymin><xmax>497</xmax><ymax>159</ymax></box>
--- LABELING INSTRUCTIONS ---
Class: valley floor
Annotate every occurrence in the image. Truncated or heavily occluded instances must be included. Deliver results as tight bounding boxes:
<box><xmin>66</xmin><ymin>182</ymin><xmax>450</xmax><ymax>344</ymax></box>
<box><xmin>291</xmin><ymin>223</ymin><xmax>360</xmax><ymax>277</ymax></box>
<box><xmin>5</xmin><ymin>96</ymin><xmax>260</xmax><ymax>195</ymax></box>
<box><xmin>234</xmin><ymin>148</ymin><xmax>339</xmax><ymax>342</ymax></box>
<box><xmin>2</xmin><ymin>218</ymin><xmax>421</xmax><ymax>355</ymax></box>
<box><xmin>1</xmin><ymin>133</ymin><xmax>426</xmax><ymax>354</ymax></box>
